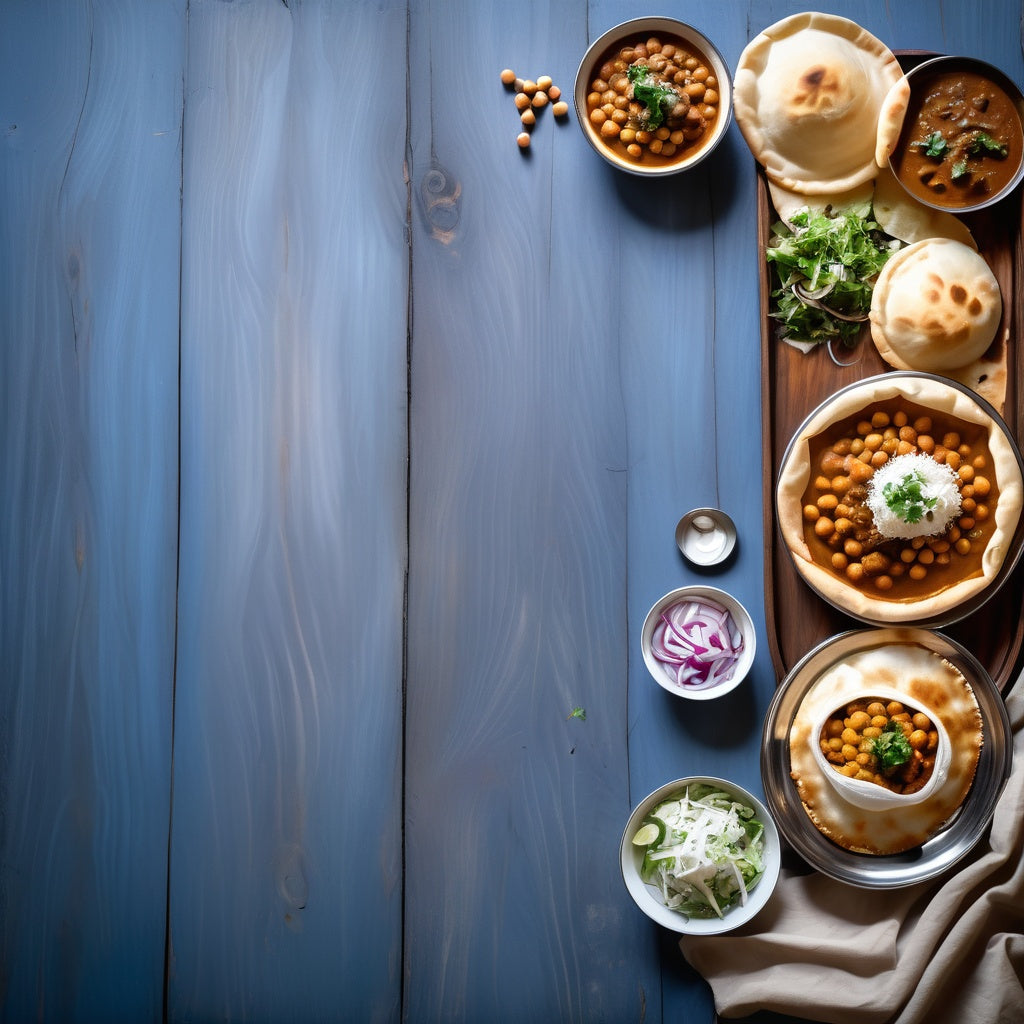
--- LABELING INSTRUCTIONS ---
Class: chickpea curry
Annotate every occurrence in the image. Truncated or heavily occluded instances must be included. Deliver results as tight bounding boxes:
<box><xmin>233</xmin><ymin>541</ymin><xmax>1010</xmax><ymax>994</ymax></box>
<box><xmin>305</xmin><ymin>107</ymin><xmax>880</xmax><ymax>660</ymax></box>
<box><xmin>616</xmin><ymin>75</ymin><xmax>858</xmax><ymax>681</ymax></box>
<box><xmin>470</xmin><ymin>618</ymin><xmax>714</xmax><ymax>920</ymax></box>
<box><xmin>584</xmin><ymin>33</ymin><xmax>721</xmax><ymax>166</ymax></box>
<box><xmin>891</xmin><ymin>68</ymin><xmax>1024</xmax><ymax>208</ymax></box>
<box><xmin>819</xmin><ymin>697</ymin><xmax>937</xmax><ymax>795</ymax></box>
<box><xmin>800</xmin><ymin>399</ymin><xmax>999</xmax><ymax>599</ymax></box>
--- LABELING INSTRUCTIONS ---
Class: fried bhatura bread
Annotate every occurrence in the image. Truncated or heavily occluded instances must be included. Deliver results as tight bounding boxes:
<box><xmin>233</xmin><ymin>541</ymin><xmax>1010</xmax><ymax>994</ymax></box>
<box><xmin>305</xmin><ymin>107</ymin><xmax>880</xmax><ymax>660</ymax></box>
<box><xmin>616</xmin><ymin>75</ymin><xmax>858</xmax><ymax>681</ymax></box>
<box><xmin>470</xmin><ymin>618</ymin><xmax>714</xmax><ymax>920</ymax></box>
<box><xmin>872</xmin><ymin>166</ymin><xmax>977</xmax><ymax>250</ymax></box>
<box><xmin>734</xmin><ymin>12</ymin><xmax>903</xmax><ymax>194</ymax></box>
<box><xmin>789</xmin><ymin>642</ymin><xmax>983</xmax><ymax>854</ymax></box>
<box><xmin>870</xmin><ymin>238</ymin><xmax>1002</xmax><ymax>373</ymax></box>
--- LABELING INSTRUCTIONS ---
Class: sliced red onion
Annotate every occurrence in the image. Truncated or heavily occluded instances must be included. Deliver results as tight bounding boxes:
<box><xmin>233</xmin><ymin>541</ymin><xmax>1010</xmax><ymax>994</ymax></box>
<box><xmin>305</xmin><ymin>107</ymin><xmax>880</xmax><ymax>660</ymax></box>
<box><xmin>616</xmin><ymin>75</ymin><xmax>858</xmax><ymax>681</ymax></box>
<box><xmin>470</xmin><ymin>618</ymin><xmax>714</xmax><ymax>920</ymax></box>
<box><xmin>650</xmin><ymin>598</ymin><xmax>744</xmax><ymax>689</ymax></box>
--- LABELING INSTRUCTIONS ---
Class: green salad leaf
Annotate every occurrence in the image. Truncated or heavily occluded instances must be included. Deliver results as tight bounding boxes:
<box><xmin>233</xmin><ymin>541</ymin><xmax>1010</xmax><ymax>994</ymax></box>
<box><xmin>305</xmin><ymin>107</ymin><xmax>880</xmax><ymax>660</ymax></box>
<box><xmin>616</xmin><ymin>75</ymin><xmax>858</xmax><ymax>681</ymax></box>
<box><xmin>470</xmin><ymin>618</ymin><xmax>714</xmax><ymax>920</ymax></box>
<box><xmin>882</xmin><ymin>469</ymin><xmax>938</xmax><ymax>524</ymax></box>
<box><xmin>637</xmin><ymin>784</ymin><xmax>766</xmax><ymax>920</ymax></box>
<box><xmin>766</xmin><ymin>203</ymin><xmax>900</xmax><ymax>348</ymax></box>
<box><xmin>627</xmin><ymin>63</ymin><xmax>677</xmax><ymax>130</ymax></box>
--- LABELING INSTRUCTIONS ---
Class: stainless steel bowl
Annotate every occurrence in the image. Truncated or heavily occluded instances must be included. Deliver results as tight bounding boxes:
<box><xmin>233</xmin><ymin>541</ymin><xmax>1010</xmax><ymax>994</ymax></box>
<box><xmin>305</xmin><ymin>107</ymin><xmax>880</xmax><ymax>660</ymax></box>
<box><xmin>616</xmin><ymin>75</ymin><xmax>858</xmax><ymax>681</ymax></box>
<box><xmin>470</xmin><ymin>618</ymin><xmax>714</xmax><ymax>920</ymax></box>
<box><xmin>888</xmin><ymin>55</ymin><xmax>1024</xmax><ymax>214</ymax></box>
<box><xmin>574</xmin><ymin>17</ymin><xmax>733</xmax><ymax>176</ymax></box>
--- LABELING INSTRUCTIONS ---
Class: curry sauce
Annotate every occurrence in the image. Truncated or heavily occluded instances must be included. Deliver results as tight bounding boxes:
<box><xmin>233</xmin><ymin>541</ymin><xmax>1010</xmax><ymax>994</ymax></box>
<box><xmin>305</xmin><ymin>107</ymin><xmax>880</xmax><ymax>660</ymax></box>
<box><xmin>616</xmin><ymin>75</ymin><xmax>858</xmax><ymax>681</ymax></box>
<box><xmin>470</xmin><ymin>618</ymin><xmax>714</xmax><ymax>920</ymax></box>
<box><xmin>800</xmin><ymin>399</ymin><xmax>999</xmax><ymax>601</ymax></box>
<box><xmin>891</xmin><ymin>68</ymin><xmax>1023</xmax><ymax>209</ymax></box>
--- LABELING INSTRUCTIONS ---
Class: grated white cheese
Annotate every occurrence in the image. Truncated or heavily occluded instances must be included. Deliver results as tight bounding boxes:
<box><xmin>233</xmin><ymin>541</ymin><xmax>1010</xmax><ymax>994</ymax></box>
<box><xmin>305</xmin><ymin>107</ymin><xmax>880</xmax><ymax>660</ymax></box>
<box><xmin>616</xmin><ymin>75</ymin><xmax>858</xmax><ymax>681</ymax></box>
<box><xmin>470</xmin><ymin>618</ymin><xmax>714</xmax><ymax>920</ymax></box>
<box><xmin>866</xmin><ymin>453</ymin><xmax>962</xmax><ymax>539</ymax></box>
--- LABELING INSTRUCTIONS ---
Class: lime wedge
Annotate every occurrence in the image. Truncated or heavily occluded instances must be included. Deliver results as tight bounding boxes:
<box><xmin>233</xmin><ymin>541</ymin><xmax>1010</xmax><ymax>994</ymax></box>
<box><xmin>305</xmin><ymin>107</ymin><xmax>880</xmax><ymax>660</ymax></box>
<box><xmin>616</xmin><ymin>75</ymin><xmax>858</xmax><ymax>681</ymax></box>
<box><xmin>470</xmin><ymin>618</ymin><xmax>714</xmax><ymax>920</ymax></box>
<box><xmin>632</xmin><ymin>822</ymin><xmax>661</xmax><ymax>846</ymax></box>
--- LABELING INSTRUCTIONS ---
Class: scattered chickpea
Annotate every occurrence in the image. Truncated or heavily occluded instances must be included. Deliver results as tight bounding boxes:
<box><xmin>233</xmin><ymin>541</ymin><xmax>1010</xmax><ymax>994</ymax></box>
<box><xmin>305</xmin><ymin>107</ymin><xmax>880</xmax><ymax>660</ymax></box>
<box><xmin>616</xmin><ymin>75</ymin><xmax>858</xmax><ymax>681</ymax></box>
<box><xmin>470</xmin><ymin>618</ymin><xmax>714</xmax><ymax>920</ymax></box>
<box><xmin>504</xmin><ymin>69</ymin><xmax>569</xmax><ymax>146</ymax></box>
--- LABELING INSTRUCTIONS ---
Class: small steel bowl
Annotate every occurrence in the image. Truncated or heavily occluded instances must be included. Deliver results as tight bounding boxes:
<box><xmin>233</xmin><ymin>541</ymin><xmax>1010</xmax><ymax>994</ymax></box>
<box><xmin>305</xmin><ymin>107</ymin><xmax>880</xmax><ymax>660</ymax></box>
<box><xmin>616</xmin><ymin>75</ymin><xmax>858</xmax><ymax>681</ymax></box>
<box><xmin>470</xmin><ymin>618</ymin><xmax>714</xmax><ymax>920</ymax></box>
<box><xmin>888</xmin><ymin>55</ymin><xmax>1024</xmax><ymax>213</ymax></box>
<box><xmin>675</xmin><ymin>507</ymin><xmax>737</xmax><ymax>566</ymax></box>
<box><xmin>574</xmin><ymin>17</ymin><xmax>733</xmax><ymax>176</ymax></box>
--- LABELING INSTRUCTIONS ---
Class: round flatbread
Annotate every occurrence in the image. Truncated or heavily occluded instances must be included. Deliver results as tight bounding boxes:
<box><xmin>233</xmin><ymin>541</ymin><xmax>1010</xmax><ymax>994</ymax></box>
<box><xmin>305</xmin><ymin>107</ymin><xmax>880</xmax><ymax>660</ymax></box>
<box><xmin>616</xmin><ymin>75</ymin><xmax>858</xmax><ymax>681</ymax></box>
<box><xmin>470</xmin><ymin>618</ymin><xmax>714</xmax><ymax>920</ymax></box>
<box><xmin>870</xmin><ymin>238</ymin><xmax>1002</xmax><ymax>372</ymax></box>
<box><xmin>734</xmin><ymin>12</ymin><xmax>903</xmax><ymax>194</ymax></box>
<box><xmin>789</xmin><ymin>641</ymin><xmax>983</xmax><ymax>854</ymax></box>
<box><xmin>767</xmin><ymin>179</ymin><xmax>874</xmax><ymax>228</ymax></box>
<box><xmin>777</xmin><ymin>374</ymin><xmax>1023</xmax><ymax>623</ymax></box>
<box><xmin>872</xmin><ymin>165</ymin><xmax>977</xmax><ymax>249</ymax></box>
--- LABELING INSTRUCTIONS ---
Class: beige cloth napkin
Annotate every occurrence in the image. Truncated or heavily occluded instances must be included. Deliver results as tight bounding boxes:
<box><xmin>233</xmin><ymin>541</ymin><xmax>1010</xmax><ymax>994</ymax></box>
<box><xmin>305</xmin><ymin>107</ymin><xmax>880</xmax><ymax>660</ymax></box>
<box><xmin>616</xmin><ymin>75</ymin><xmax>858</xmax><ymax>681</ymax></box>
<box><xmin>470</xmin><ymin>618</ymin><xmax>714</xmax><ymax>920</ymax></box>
<box><xmin>680</xmin><ymin>676</ymin><xmax>1024</xmax><ymax>1024</ymax></box>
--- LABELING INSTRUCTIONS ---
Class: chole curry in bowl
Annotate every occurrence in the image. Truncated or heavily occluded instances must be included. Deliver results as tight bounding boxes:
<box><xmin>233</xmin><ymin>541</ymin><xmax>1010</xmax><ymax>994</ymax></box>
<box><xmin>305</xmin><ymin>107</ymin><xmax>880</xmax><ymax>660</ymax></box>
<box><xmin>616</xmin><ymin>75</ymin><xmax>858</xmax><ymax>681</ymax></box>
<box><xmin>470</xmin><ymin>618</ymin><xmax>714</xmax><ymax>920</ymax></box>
<box><xmin>777</xmin><ymin>373</ymin><xmax>1024</xmax><ymax>624</ymax></box>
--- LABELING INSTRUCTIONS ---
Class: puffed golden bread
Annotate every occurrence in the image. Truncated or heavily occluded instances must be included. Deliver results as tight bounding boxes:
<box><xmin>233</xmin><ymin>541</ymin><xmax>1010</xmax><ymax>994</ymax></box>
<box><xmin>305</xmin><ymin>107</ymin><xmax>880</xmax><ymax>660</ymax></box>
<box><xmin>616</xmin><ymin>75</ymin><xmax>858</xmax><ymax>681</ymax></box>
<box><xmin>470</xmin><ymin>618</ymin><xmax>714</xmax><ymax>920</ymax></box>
<box><xmin>789</xmin><ymin>642</ymin><xmax>983</xmax><ymax>854</ymax></box>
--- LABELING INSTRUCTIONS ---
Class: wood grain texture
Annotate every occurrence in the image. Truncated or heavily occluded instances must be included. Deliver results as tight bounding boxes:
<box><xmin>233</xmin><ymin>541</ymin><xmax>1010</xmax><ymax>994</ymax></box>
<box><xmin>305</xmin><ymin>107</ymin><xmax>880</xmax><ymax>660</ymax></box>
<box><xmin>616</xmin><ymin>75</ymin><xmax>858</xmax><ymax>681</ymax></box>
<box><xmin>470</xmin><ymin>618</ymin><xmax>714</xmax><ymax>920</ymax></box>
<box><xmin>0</xmin><ymin>1</ymin><xmax>183</xmax><ymax>1020</ymax></box>
<box><xmin>404</xmin><ymin>1</ymin><xmax>656</xmax><ymax>1019</ymax></box>
<box><xmin>168</xmin><ymin>1</ymin><xmax>407</xmax><ymax>1021</ymax></box>
<box><xmin>2</xmin><ymin>1</ymin><xmax>1023</xmax><ymax>1023</ymax></box>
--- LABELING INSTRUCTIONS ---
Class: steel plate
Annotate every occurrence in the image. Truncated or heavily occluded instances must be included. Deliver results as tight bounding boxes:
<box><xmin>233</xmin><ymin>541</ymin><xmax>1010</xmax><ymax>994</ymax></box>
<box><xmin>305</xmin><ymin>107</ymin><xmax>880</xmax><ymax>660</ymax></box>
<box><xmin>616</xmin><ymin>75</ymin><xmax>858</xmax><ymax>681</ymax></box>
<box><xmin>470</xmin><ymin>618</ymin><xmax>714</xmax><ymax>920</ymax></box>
<box><xmin>761</xmin><ymin>627</ymin><xmax>1012</xmax><ymax>888</ymax></box>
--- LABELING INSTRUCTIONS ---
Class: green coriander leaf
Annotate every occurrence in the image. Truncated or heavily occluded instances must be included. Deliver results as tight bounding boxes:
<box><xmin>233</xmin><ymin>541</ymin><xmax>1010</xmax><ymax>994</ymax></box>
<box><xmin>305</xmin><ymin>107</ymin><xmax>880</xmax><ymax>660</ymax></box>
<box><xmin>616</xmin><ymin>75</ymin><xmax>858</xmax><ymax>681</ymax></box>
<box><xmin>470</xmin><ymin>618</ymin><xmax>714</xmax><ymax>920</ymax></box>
<box><xmin>871</xmin><ymin>722</ymin><xmax>913</xmax><ymax>771</ymax></box>
<box><xmin>916</xmin><ymin>131</ymin><xmax>948</xmax><ymax>159</ymax></box>
<box><xmin>882</xmin><ymin>470</ymin><xmax>938</xmax><ymax>524</ymax></box>
<box><xmin>567</xmin><ymin>706</ymin><xmax>586</xmax><ymax>721</ymax></box>
<box><xmin>627</xmin><ymin>63</ymin><xmax>677</xmax><ymax>130</ymax></box>
<box><xmin>967</xmin><ymin>131</ymin><xmax>1008</xmax><ymax>159</ymax></box>
<box><xmin>952</xmin><ymin>159</ymin><xmax>969</xmax><ymax>181</ymax></box>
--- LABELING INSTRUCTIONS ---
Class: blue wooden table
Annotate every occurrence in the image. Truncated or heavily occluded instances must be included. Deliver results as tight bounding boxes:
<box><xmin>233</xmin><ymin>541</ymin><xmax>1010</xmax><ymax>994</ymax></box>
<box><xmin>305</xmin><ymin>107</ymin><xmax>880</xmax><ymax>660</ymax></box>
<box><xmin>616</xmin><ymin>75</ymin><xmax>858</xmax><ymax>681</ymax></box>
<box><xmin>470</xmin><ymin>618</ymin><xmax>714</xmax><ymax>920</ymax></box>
<box><xmin>2</xmin><ymin>2</ymin><xmax>1022</xmax><ymax>1021</ymax></box>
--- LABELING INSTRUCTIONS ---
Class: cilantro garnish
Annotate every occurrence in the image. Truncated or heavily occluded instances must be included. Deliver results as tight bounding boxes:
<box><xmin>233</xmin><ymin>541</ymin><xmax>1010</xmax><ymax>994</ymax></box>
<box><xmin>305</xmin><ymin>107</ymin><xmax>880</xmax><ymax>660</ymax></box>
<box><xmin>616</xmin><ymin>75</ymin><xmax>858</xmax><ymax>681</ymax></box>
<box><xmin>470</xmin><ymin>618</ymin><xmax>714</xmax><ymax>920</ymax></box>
<box><xmin>627</xmin><ymin>63</ymin><xmax>677</xmax><ymax>130</ymax></box>
<box><xmin>871</xmin><ymin>722</ymin><xmax>913</xmax><ymax>772</ymax></box>
<box><xmin>882</xmin><ymin>469</ymin><xmax>938</xmax><ymax>524</ymax></box>
<box><xmin>967</xmin><ymin>131</ymin><xmax>1008</xmax><ymax>159</ymax></box>
<box><xmin>952</xmin><ymin>159</ymin><xmax>969</xmax><ymax>181</ymax></box>
<box><xmin>916</xmin><ymin>131</ymin><xmax>949</xmax><ymax>159</ymax></box>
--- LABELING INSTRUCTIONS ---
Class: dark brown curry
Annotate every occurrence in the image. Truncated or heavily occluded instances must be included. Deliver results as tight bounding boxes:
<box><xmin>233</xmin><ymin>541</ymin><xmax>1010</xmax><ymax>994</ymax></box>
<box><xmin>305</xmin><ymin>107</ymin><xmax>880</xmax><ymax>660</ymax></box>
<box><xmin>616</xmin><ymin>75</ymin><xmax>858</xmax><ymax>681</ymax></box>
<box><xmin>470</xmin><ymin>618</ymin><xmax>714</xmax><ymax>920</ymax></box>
<box><xmin>891</xmin><ymin>68</ymin><xmax>1023</xmax><ymax>208</ymax></box>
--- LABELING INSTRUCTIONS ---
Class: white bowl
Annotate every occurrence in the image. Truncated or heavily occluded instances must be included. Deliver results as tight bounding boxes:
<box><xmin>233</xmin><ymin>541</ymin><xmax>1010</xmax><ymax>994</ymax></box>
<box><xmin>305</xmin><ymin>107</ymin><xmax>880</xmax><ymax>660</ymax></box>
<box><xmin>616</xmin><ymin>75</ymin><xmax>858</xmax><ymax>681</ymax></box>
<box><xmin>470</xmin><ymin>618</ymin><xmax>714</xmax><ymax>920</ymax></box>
<box><xmin>620</xmin><ymin>776</ymin><xmax>781</xmax><ymax>935</ymax></box>
<box><xmin>811</xmin><ymin>685</ymin><xmax>952</xmax><ymax>811</ymax></box>
<box><xmin>574</xmin><ymin>17</ymin><xmax>733</xmax><ymax>176</ymax></box>
<box><xmin>641</xmin><ymin>585</ymin><xmax>755</xmax><ymax>700</ymax></box>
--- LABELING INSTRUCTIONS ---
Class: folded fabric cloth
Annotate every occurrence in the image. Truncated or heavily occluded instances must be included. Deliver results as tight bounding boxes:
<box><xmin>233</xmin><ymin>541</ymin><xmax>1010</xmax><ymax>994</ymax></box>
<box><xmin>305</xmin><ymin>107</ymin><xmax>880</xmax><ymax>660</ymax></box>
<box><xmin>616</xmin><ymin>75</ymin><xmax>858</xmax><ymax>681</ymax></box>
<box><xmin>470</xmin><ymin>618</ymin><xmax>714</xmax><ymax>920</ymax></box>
<box><xmin>680</xmin><ymin>675</ymin><xmax>1024</xmax><ymax>1024</ymax></box>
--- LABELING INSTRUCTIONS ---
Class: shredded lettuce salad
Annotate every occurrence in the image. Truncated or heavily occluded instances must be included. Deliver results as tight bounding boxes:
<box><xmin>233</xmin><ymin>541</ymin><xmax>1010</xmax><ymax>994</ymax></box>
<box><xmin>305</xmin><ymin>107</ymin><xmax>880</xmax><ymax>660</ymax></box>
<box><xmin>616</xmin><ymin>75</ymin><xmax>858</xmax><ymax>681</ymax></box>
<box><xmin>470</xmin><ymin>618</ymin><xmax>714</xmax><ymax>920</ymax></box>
<box><xmin>633</xmin><ymin>783</ymin><xmax>766</xmax><ymax>919</ymax></box>
<box><xmin>766</xmin><ymin>201</ymin><xmax>901</xmax><ymax>349</ymax></box>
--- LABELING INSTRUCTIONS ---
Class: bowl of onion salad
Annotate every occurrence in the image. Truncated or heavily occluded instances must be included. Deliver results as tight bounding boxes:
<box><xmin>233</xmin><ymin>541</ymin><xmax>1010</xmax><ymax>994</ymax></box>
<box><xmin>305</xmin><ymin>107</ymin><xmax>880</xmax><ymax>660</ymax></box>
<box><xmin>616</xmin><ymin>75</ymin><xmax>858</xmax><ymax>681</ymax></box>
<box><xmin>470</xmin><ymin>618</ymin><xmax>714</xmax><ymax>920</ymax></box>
<box><xmin>641</xmin><ymin>585</ymin><xmax>756</xmax><ymax>699</ymax></box>
<box><xmin>620</xmin><ymin>777</ymin><xmax>781</xmax><ymax>934</ymax></box>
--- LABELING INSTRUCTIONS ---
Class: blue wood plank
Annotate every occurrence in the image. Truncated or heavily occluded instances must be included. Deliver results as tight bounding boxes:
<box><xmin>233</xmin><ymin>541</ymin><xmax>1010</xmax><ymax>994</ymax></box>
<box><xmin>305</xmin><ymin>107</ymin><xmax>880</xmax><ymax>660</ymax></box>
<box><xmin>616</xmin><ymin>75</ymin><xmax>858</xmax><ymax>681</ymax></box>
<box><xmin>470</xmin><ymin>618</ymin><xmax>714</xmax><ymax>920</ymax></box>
<box><xmin>0</xmin><ymin>1</ymin><xmax>183</xmax><ymax>1020</ymax></box>
<box><xmin>405</xmin><ymin>2</ymin><xmax>657</xmax><ymax>1020</ymax></box>
<box><xmin>168</xmin><ymin>1</ymin><xmax>408</xmax><ymax>1020</ymax></box>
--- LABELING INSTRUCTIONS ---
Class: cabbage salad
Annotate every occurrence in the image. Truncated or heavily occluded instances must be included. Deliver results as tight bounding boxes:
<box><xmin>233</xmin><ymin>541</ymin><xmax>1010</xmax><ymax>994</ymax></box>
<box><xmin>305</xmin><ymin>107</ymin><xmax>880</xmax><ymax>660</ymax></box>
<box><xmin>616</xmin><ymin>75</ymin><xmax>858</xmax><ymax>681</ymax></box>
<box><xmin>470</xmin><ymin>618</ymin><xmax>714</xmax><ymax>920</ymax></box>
<box><xmin>632</xmin><ymin>783</ymin><xmax>766</xmax><ymax>919</ymax></box>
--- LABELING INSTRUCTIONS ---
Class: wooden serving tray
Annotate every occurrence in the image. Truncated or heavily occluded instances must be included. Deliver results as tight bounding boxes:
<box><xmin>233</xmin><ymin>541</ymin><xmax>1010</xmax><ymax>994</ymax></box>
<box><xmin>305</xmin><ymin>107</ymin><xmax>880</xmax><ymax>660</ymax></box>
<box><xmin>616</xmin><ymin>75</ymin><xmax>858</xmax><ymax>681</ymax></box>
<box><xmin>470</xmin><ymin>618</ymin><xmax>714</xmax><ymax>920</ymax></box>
<box><xmin>758</xmin><ymin>171</ymin><xmax>1024</xmax><ymax>693</ymax></box>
